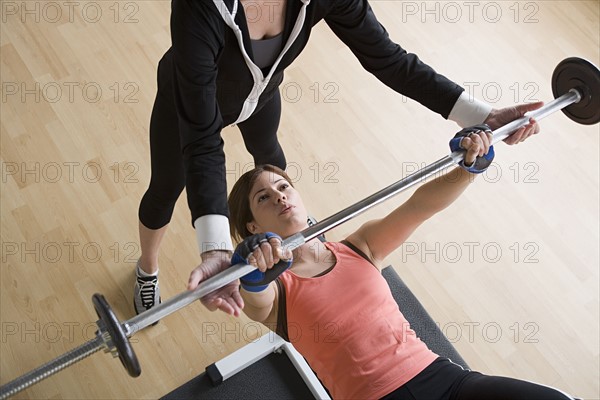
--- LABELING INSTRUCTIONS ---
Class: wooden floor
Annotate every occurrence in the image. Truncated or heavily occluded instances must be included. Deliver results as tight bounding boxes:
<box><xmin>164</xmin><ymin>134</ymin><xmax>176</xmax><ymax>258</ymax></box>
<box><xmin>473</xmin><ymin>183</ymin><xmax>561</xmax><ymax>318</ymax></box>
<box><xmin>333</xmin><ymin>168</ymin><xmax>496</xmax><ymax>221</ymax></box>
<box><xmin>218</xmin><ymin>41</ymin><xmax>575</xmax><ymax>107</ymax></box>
<box><xmin>1</xmin><ymin>1</ymin><xmax>598</xmax><ymax>398</ymax></box>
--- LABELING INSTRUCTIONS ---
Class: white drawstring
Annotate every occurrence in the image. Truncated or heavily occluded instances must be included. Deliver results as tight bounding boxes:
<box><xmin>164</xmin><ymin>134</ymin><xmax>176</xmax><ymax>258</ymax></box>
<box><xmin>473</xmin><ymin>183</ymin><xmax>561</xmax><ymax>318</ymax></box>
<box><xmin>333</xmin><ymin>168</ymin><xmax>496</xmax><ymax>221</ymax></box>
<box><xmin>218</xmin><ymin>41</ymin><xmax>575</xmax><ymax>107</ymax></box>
<box><xmin>212</xmin><ymin>0</ymin><xmax>311</xmax><ymax>124</ymax></box>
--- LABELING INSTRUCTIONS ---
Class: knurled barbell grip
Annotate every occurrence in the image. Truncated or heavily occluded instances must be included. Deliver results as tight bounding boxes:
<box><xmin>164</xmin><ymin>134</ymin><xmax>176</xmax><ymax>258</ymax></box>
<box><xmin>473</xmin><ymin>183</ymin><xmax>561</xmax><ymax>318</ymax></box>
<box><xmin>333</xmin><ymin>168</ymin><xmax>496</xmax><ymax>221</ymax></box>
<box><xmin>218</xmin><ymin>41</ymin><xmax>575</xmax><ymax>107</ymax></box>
<box><xmin>0</xmin><ymin>336</ymin><xmax>105</xmax><ymax>400</ymax></box>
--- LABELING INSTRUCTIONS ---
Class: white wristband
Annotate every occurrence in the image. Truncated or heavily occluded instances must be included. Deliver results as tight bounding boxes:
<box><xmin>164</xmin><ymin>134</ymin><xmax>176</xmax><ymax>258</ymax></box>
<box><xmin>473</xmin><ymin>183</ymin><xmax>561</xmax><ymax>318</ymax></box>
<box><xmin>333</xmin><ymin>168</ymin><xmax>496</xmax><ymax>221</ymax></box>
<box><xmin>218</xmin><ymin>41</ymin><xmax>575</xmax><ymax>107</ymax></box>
<box><xmin>448</xmin><ymin>92</ymin><xmax>493</xmax><ymax>128</ymax></box>
<box><xmin>194</xmin><ymin>215</ymin><xmax>234</xmax><ymax>254</ymax></box>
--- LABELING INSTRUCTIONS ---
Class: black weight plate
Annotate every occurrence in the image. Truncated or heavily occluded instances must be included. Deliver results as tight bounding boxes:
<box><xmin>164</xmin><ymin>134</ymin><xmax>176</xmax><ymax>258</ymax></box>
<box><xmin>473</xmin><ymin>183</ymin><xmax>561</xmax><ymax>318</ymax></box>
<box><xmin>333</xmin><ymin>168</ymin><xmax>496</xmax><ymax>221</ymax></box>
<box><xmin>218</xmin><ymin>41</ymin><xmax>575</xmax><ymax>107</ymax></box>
<box><xmin>93</xmin><ymin>293</ymin><xmax>142</xmax><ymax>377</ymax></box>
<box><xmin>552</xmin><ymin>57</ymin><xmax>600</xmax><ymax>125</ymax></box>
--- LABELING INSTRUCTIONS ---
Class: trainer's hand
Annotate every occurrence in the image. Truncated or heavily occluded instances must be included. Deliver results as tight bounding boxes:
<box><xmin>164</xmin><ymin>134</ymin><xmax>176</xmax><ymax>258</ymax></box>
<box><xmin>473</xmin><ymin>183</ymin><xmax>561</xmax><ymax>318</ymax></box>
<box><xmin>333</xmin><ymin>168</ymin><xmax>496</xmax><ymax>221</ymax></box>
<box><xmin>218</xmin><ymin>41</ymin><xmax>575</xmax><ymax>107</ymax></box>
<box><xmin>188</xmin><ymin>250</ymin><xmax>244</xmax><ymax>317</ymax></box>
<box><xmin>484</xmin><ymin>101</ymin><xmax>543</xmax><ymax>145</ymax></box>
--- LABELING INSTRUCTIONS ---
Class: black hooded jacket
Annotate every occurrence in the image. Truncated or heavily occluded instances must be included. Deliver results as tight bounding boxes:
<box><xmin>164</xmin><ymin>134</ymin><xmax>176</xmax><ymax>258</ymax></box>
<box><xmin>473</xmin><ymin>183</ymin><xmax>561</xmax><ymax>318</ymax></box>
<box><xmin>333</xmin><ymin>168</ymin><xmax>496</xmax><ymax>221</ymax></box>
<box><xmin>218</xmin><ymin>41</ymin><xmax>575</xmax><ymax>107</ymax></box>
<box><xmin>162</xmin><ymin>0</ymin><xmax>464</xmax><ymax>225</ymax></box>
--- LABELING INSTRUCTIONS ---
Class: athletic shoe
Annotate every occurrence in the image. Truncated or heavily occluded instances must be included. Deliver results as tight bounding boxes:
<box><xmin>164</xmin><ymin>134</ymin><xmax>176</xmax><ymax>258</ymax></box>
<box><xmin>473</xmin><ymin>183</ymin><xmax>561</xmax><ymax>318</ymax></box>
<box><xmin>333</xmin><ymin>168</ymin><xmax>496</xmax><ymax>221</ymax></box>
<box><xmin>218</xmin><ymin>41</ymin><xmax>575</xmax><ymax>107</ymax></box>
<box><xmin>133</xmin><ymin>260</ymin><xmax>161</xmax><ymax>320</ymax></box>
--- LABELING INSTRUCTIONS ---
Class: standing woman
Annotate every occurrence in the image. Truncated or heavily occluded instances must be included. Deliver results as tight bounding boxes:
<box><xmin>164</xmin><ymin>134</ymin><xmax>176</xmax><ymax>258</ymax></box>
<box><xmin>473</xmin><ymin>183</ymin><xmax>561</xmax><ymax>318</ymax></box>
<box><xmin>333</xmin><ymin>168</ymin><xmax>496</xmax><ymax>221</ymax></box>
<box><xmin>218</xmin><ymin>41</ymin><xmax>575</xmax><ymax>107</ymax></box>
<box><xmin>134</xmin><ymin>0</ymin><xmax>541</xmax><ymax>315</ymax></box>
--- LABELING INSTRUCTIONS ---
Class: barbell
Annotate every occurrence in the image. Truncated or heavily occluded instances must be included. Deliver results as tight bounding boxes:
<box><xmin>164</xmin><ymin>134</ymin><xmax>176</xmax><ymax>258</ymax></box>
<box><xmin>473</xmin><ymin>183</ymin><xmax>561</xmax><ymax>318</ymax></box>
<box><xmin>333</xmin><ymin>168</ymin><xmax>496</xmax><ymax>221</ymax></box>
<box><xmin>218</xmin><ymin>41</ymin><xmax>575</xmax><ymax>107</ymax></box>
<box><xmin>1</xmin><ymin>57</ymin><xmax>598</xmax><ymax>400</ymax></box>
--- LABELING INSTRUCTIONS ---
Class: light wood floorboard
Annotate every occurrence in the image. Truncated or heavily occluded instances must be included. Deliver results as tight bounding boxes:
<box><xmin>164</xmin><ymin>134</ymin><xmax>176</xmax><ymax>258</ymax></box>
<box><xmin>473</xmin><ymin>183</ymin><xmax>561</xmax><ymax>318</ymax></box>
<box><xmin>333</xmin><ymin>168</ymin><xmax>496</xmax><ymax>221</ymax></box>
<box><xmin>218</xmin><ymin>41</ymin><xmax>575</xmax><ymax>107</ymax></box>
<box><xmin>1</xmin><ymin>1</ymin><xmax>598</xmax><ymax>398</ymax></box>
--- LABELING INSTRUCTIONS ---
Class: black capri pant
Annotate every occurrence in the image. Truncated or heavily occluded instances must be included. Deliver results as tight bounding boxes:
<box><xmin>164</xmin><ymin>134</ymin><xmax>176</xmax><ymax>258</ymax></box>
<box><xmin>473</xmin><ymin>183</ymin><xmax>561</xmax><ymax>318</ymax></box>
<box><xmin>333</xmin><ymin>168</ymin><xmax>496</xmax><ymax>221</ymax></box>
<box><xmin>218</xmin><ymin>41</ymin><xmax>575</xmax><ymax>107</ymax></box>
<box><xmin>139</xmin><ymin>74</ymin><xmax>286</xmax><ymax>230</ymax></box>
<box><xmin>381</xmin><ymin>357</ymin><xmax>574</xmax><ymax>400</ymax></box>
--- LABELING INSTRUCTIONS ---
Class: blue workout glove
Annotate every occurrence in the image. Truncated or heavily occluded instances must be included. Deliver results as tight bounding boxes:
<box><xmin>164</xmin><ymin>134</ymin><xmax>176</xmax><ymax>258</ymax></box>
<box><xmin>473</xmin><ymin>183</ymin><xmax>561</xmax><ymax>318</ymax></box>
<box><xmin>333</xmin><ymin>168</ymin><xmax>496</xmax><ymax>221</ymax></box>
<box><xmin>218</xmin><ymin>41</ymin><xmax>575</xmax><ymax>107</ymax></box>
<box><xmin>231</xmin><ymin>232</ymin><xmax>293</xmax><ymax>292</ymax></box>
<box><xmin>449</xmin><ymin>124</ymin><xmax>494</xmax><ymax>174</ymax></box>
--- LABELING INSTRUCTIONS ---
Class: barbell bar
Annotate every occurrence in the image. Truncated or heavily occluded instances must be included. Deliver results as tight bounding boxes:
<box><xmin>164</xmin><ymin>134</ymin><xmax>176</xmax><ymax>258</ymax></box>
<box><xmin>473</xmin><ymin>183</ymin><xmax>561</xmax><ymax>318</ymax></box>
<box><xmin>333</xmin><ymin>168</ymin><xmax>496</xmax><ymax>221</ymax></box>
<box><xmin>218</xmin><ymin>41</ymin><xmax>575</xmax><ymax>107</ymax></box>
<box><xmin>1</xmin><ymin>57</ymin><xmax>598</xmax><ymax>400</ymax></box>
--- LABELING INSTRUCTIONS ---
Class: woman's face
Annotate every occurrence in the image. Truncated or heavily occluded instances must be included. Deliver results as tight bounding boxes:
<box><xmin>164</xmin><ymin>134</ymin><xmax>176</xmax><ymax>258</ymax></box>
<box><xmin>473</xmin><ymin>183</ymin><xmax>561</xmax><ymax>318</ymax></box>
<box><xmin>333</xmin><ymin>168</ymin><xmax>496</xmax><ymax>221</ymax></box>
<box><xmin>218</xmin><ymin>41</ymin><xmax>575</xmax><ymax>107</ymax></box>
<box><xmin>247</xmin><ymin>171</ymin><xmax>308</xmax><ymax>238</ymax></box>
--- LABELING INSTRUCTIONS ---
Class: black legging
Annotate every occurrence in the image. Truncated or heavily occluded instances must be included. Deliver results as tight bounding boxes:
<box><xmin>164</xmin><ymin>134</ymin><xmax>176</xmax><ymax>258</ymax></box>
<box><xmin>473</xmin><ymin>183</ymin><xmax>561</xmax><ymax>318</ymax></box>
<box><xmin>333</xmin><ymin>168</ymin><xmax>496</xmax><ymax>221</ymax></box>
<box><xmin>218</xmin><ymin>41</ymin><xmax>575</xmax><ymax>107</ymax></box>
<box><xmin>138</xmin><ymin>88</ymin><xmax>285</xmax><ymax>230</ymax></box>
<box><xmin>380</xmin><ymin>357</ymin><xmax>574</xmax><ymax>400</ymax></box>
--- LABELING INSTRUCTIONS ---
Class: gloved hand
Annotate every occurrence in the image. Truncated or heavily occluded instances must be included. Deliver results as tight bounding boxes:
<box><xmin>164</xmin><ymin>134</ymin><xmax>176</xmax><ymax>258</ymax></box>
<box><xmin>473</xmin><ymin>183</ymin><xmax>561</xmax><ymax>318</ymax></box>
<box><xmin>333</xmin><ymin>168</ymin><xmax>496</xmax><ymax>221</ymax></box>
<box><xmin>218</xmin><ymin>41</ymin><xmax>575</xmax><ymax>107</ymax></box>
<box><xmin>232</xmin><ymin>232</ymin><xmax>293</xmax><ymax>292</ymax></box>
<box><xmin>449</xmin><ymin>124</ymin><xmax>494</xmax><ymax>174</ymax></box>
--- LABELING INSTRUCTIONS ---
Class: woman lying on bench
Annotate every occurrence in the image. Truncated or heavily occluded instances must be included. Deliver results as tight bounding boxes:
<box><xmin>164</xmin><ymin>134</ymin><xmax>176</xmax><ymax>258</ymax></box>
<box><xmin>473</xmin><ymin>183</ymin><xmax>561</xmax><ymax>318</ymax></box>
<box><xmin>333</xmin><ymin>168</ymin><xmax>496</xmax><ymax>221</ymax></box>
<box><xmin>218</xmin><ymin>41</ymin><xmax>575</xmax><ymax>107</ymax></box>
<box><xmin>200</xmin><ymin>125</ymin><xmax>574</xmax><ymax>400</ymax></box>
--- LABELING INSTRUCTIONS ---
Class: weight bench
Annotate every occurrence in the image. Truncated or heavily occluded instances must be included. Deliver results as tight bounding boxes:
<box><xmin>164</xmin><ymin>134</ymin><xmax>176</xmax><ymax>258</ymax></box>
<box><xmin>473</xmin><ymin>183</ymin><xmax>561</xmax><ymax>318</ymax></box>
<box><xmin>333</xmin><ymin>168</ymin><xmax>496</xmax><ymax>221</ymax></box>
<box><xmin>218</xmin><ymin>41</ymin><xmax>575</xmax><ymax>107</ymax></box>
<box><xmin>162</xmin><ymin>266</ymin><xmax>468</xmax><ymax>399</ymax></box>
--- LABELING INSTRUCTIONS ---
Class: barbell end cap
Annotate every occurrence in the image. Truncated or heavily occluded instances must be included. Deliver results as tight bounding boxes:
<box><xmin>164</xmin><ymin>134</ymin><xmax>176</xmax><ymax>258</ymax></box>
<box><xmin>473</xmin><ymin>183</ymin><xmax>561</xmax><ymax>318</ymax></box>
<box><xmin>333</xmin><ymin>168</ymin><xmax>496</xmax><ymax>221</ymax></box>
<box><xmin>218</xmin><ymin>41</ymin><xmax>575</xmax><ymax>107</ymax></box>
<box><xmin>569</xmin><ymin>88</ymin><xmax>583</xmax><ymax>104</ymax></box>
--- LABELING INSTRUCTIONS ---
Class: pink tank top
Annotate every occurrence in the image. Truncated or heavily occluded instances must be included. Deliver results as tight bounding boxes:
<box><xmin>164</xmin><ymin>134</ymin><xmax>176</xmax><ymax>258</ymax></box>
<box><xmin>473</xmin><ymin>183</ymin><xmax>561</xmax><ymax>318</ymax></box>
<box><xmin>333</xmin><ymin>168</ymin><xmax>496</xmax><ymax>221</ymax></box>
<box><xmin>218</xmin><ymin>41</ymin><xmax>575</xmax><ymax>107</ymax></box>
<box><xmin>277</xmin><ymin>242</ymin><xmax>438</xmax><ymax>399</ymax></box>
